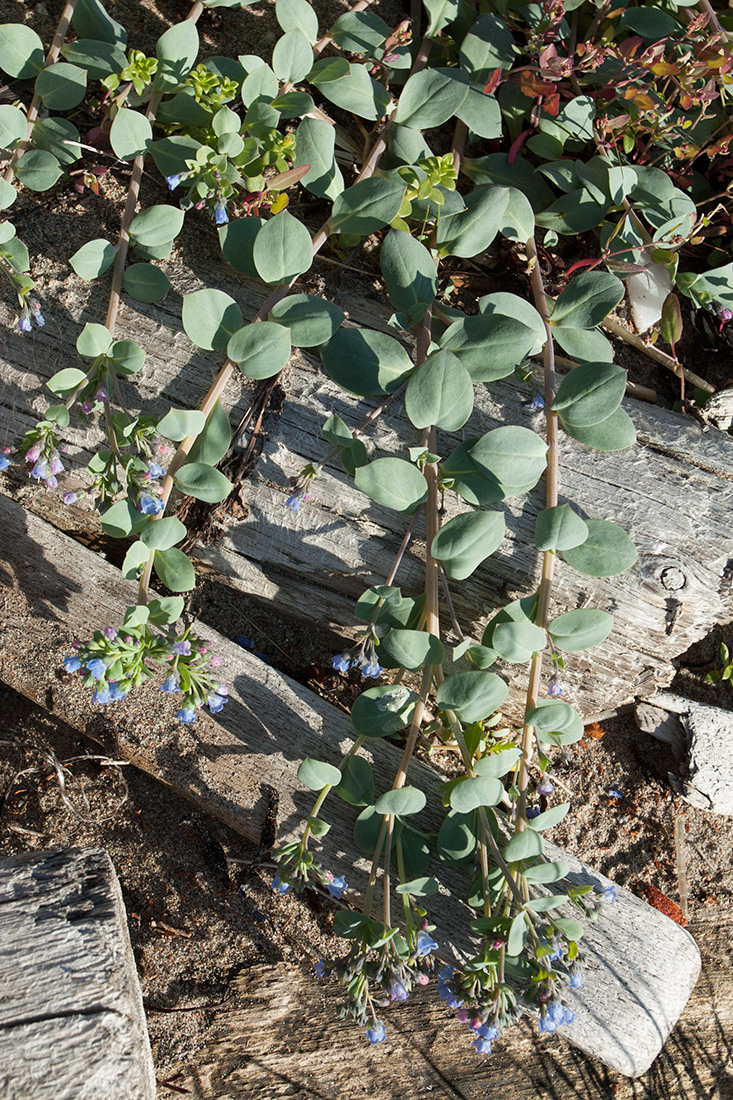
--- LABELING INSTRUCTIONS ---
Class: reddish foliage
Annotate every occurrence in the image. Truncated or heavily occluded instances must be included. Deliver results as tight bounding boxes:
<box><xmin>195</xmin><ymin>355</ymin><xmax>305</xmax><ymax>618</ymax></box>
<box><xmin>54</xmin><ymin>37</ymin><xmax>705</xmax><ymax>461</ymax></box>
<box><xmin>637</xmin><ymin>882</ymin><xmax>688</xmax><ymax>926</ymax></box>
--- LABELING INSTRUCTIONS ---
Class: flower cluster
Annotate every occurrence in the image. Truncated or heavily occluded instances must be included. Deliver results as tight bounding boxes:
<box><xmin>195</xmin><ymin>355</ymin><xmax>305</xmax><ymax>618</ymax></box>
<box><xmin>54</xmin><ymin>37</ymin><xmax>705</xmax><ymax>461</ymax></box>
<box><xmin>61</xmin><ymin>620</ymin><xmax>227</xmax><ymax>723</ymax></box>
<box><xmin>17</xmin><ymin>296</ymin><xmax>44</xmax><ymax>333</ymax></box>
<box><xmin>314</xmin><ymin>923</ymin><xmax>439</xmax><ymax>1045</ymax></box>
<box><xmin>332</xmin><ymin>630</ymin><xmax>382</xmax><ymax>679</ymax></box>
<box><xmin>284</xmin><ymin>463</ymin><xmax>318</xmax><ymax>514</ymax></box>
<box><xmin>22</xmin><ymin>434</ymin><xmax>65</xmax><ymax>491</ymax></box>
<box><xmin>271</xmin><ymin>842</ymin><xmax>348</xmax><ymax>898</ymax></box>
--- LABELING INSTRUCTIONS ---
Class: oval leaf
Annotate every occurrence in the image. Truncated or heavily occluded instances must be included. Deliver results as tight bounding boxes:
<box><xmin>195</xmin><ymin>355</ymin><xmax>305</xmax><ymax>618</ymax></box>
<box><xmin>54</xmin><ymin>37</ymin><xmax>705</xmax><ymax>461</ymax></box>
<box><xmin>374</xmin><ymin>786</ymin><xmax>426</xmax><ymax>817</ymax></box>
<box><xmin>158</xmin><ymin>407</ymin><xmax>207</xmax><ymax>441</ymax></box>
<box><xmin>227</xmin><ymin>321</ymin><xmax>292</xmax><ymax>379</ymax></box>
<box><xmin>350</xmin><ymin>684</ymin><xmax>418</xmax><ymax>738</ymax></box>
<box><xmin>70</xmin><ymin>238</ymin><xmax>117</xmax><ymax>281</ymax></box>
<box><xmin>331</xmin><ymin>178</ymin><xmax>406</xmax><ymax>235</ymax></box>
<box><xmin>437</xmin><ymin>670</ymin><xmax>508</xmax><ymax>724</ymax></box>
<box><xmin>552</xmin><ymin>362</ymin><xmax>628</xmax><ymax>427</ymax></box>
<box><xmin>153</xmin><ymin>547</ymin><xmax>196</xmax><ymax>592</ymax></box>
<box><xmin>547</xmin><ymin>609</ymin><xmax>613</xmax><ymax>652</ymax></box>
<box><xmin>269</xmin><ymin>293</ymin><xmax>345</xmax><ymax>346</ymax></box>
<box><xmin>320</xmin><ymin>327</ymin><xmax>413</xmax><ymax>396</ymax></box>
<box><xmin>378</xmin><ymin>628</ymin><xmax>444</xmax><ymax>671</ymax></box>
<box><xmin>354</xmin><ymin>457</ymin><xmax>427</xmax><ymax>513</ymax></box>
<box><xmin>534</xmin><ymin>505</ymin><xmax>588</xmax><ymax>552</ymax></box>
<box><xmin>405</xmin><ymin>349</ymin><xmax>474</xmax><ymax>431</ymax></box>
<box><xmin>561</xmin><ymin>518</ymin><xmax>637</xmax><ymax>577</ymax></box>
<box><xmin>173</xmin><ymin>462</ymin><xmax>233</xmax><ymax>503</ymax></box>
<box><xmin>182</xmin><ymin>288</ymin><xmax>243</xmax><ymax>351</ymax></box>
<box><xmin>253</xmin><ymin>211</ymin><xmax>313</xmax><ymax>284</ymax></box>
<box><xmin>449</xmin><ymin>774</ymin><xmax>504</xmax><ymax>813</ymax></box>
<box><xmin>110</xmin><ymin>107</ymin><xmax>153</xmax><ymax>161</ymax></box>
<box><xmin>503</xmin><ymin>828</ymin><xmax>545</xmax><ymax>863</ymax></box>
<box><xmin>431</xmin><ymin>510</ymin><xmax>505</xmax><ymax>580</ymax></box>
<box><xmin>298</xmin><ymin>757</ymin><xmax>342</xmax><ymax>791</ymax></box>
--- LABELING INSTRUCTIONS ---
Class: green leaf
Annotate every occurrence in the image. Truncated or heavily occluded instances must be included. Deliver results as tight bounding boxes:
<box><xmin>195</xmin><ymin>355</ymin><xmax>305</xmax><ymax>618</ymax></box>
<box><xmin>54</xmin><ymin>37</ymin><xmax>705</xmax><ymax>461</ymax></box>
<box><xmin>560</xmin><ymin>406</ymin><xmax>636</xmax><ymax>452</ymax></box>
<box><xmin>189</xmin><ymin>401</ymin><xmax>232</xmax><ymax>466</ymax></box>
<box><xmin>456</xmin><ymin>85</ymin><xmax>502</xmax><ymax>140</ymax></box>
<box><xmin>524</xmin><ymin>895</ymin><xmax>567</xmax><ymax>914</ymax></box>
<box><xmin>158</xmin><ymin>407</ymin><xmax>207</xmax><ymax>441</ymax></box>
<box><xmin>276</xmin><ymin>0</ymin><xmax>319</xmax><ymax>44</ymax></box>
<box><xmin>31</xmin><ymin>117</ymin><xmax>81</xmax><ymax>168</ymax></box>
<box><xmin>45</xmin><ymin>405</ymin><xmax>70</xmax><ymax>427</ymax></box>
<box><xmin>499</xmin><ymin>187</ymin><xmax>535</xmax><ymax>244</ymax></box>
<box><xmin>441</xmin><ymin>438</ymin><xmax>505</xmax><ymax>507</ymax></box>
<box><xmin>355</xmin><ymin>457</ymin><xmax>427</xmax><ymax>513</ymax></box>
<box><xmin>272</xmin><ymin>28</ymin><xmax>312</xmax><ymax>82</ymax></box>
<box><xmin>440</xmin><ymin>313</ymin><xmax>537</xmax><ymax>381</ymax></box>
<box><xmin>474</xmin><ymin>747</ymin><xmax>521</xmax><ymax>778</ymax></box>
<box><xmin>47</xmin><ymin>368</ymin><xmax>87</xmax><ymax>395</ymax></box>
<box><xmin>534</xmin><ymin>505</ymin><xmax>588</xmax><ymax>552</ymax></box>
<box><xmin>70</xmin><ymin>238</ymin><xmax>117</xmax><ymax>280</ymax></box>
<box><xmin>241</xmin><ymin>63</ymin><xmax>278</xmax><ymax>107</ymax></box>
<box><xmin>298</xmin><ymin>757</ymin><xmax>342</xmax><ymax>791</ymax></box>
<box><xmin>661</xmin><ymin>292</ymin><xmax>683</xmax><ymax>346</ymax></box>
<box><xmin>552</xmin><ymin>362</ymin><xmax>628</xmax><ymax>427</ymax></box>
<box><xmin>335</xmin><ymin>756</ymin><xmax>374</xmax><ymax>806</ymax></box>
<box><xmin>436</xmin><ymin>185</ymin><xmax>510</xmax><ymax>259</ymax></box>
<box><xmin>0</xmin><ymin>178</ymin><xmax>17</xmax><ymax>210</ymax></box>
<box><xmin>140</xmin><ymin>515</ymin><xmax>187</xmax><ymax>551</ymax></box>
<box><xmin>122</xmin><ymin>263</ymin><xmax>170</xmax><ymax>303</ymax></box>
<box><xmin>271</xmin><ymin>90</ymin><xmax>315</xmax><ymax>118</ymax></box>
<box><xmin>0</xmin><ymin>25</ymin><xmax>44</xmax><ymax>78</ymax></box>
<box><xmin>528</xmin><ymin>803</ymin><xmax>571</xmax><ymax>832</ymax></box>
<box><xmin>173</xmin><ymin>462</ymin><xmax>233</xmax><ymax>503</ymax></box>
<box><xmin>269</xmin><ymin>293</ymin><xmax>344</xmax><ymax>346</ymax></box>
<box><xmin>253</xmin><ymin>211</ymin><xmax>313</xmax><ymax>284</ymax></box>
<box><xmin>100</xmin><ymin>498</ymin><xmax>148</xmax><ymax>538</ymax></box>
<box><xmin>320</xmin><ymin>327</ymin><xmax>413</xmax><ymax>396</ymax></box>
<box><xmin>331</xmin><ymin>10</ymin><xmax>390</xmax><ymax>52</ymax></box>
<box><xmin>14</xmin><ymin>150</ymin><xmax>62</xmax><ymax>192</ymax></box>
<box><xmin>394</xmin><ymin>68</ymin><xmax>469</xmax><ymax>129</ymax></box>
<box><xmin>437</xmin><ymin>670</ymin><xmax>508</xmax><ymax>724</ymax></box>
<box><xmin>110</xmin><ymin>108</ymin><xmax>153</xmax><ymax>161</ymax></box>
<box><xmin>449</xmin><ymin>774</ymin><xmax>504</xmax><ymax>813</ymax></box>
<box><xmin>293</xmin><ymin>116</ymin><xmax>343</xmax><ymax>200</ymax></box>
<box><xmin>468</xmin><ymin>427</ymin><xmax>547</xmax><ymax>494</ymax></box>
<box><xmin>182</xmin><ymin>288</ymin><xmax>243</xmax><ymax>351</ymax></box>
<box><xmin>459</xmin><ymin>12</ymin><xmax>516</xmax><ymax>82</ymax></box>
<box><xmin>122</xmin><ymin>604</ymin><xmax>150</xmax><ymax>629</ymax></box>
<box><xmin>507</xmin><ymin>911</ymin><xmax>528</xmax><ymax>955</ymax></box>
<box><xmin>374</xmin><ymin>786</ymin><xmax>426</xmax><ymax>817</ymax></box>
<box><xmin>431</xmin><ymin>510</ymin><xmax>505</xmax><ymax>581</ymax></box>
<box><xmin>405</xmin><ymin>350</ymin><xmax>473</xmax><ymax>432</ymax></box>
<box><xmin>307</xmin><ymin>56</ymin><xmax>350</xmax><ymax>83</ymax></box>
<box><xmin>554</xmin><ymin>916</ymin><xmax>584</xmax><ymax>941</ymax></box>
<box><xmin>395</xmin><ymin>876</ymin><xmax>439</xmax><ymax>897</ymax></box>
<box><xmin>553</xmin><ymin>324</ymin><xmax>614</xmax><ymax>363</ymax></box>
<box><xmin>35</xmin><ymin>62</ymin><xmax>87</xmax><ymax>110</ymax></box>
<box><xmin>550</xmin><ymin>272</ymin><xmax>625</xmax><ymax>329</ymax></box>
<box><xmin>218</xmin><ymin>217</ymin><xmax>264</xmax><ymax>278</ymax></box>
<box><xmin>350</xmin><ymin>684</ymin><xmax>418</xmax><ymax>738</ymax></box>
<box><xmin>122</xmin><ymin>540</ymin><xmax>151</xmax><ymax>580</ymax></box>
<box><xmin>380</xmin><ymin>229</ymin><xmax>437</xmax><ymax>323</ymax></box>
<box><xmin>314</xmin><ymin>62</ymin><xmax>391</xmax><ymax>121</ymax></box>
<box><xmin>492</xmin><ymin>620</ymin><xmax>546</xmax><ymax>663</ymax></box>
<box><xmin>437</xmin><ymin>810</ymin><xmax>477</xmax><ymax>863</ymax></box>
<box><xmin>153</xmin><ymin>547</ymin><xmax>196</xmax><ymax>592</ymax></box>
<box><xmin>525</xmin><ymin>702</ymin><xmax>579</xmax><ymax>734</ymax></box>
<box><xmin>331</xmin><ymin>178</ymin><xmax>406</xmax><ymax>235</ymax></box>
<box><xmin>227</xmin><ymin>321</ymin><xmax>292</xmax><ymax>379</ymax></box>
<box><xmin>77</xmin><ymin>322</ymin><xmax>112</xmax><ymax>358</ymax></box>
<box><xmin>109</xmin><ymin>339</ymin><xmax>145</xmax><ymax>375</ymax></box>
<box><xmin>548</xmin><ymin>609</ymin><xmax>613</xmax><ymax>652</ymax></box>
<box><xmin>503</xmin><ymin>828</ymin><xmax>544</xmax><ymax>863</ymax></box>
<box><xmin>536</xmin><ymin>189</ymin><xmax>609</xmax><ymax>236</ymax></box>
<box><xmin>129</xmin><ymin>204</ymin><xmax>184</xmax><ymax>248</ymax></box>
<box><xmin>148</xmin><ymin>596</ymin><xmax>184</xmax><ymax>626</ymax></box>
<box><xmin>155</xmin><ymin>21</ymin><xmax>200</xmax><ymax>89</ymax></box>
<box><xmin>332</xmin><ymin>910</ymin><xmax>369</xmax><ymax>938</ymax></box>
<box><xmin>561</xmin><ymin>518</ymin><xmax>637</xmax><ymax>577</ymax></box>
<box><xmin>150</xmin><ymin>135</ymin><xmax>203</xmax><ymax>178</ymax></box>
<box><xmin>378</xmin><ymin>629</ymin><xmax>444</xmax><ymax>670</ymax></box>
<box><xmin>72</xmin><ymin>0</ymin><xmax>127</xmax><ymax>47</ymax></box>
<box><xmin>522</xmin><ymin>860</ymin><xmax>571</xmax><ymax>884</ymax></box>
<box><xmin>528</xmin><ymin>699</ymin><xmax>584</xmax><ymax>746</ymax></box>
<box><xmin>0</xmin><ymin>105</ymin><xmax>26</xmax><ymax>150</ymax></box>
<box><xmin>423</xmin><ymin>0</ymin><xmax>460</xmax><ymax>35</ymax></box>
<box><xmin>60</xmin><ymin>38</ymin><xmax>127</xmax><ymax>79</ymax></box>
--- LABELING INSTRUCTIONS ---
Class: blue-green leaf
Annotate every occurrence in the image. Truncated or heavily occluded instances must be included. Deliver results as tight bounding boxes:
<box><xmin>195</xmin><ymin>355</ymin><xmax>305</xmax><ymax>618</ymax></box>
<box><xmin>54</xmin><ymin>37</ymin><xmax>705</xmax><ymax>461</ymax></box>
<box><xmin>228</xmin><ymin>322</ymin><xmax>292</xmax><ymax>379</ymax></box>
<box><xmin>431</xmin><ymin>510</ymin><xmax>505</xmax><ymax>580</ymax></box>
<box><xmin>153</xmin><ymin>547</ymin><xmax>196</xmax><ymax>592</ymax></box>
<box><xmin>173</xmin><ymin>462</ymin><xmax>233</xmax><ymax>503</ymax></box>
<box><xmin>182</xmin><ymin>289</ymin><xmax>243</xmax><ymax>351</ymax></box>
<box><xmin>253</xmin><ymin>211</ymin><xmax>313</xmax><ymax>284</ymax></box>
<box><xmin>298</xmin><ymin>757</ymin><xmax>342</xmax><ymax>791</ymax></box>
<box><xmin>355</xmin><ymin>457</ymin><xmax>427</xmax><ymax>513</ymax></box>
<box><xmin>320</xmin><ymin>327</ymin><xmax>413</xmax><ymax>396</ymax></box>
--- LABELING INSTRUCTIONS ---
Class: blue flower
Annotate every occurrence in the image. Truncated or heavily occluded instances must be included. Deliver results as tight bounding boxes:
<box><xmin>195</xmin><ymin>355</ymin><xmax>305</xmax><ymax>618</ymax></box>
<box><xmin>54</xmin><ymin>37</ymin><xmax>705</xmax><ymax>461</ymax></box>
<box><xmin>147</xmin><ymin>460</ymin><xmax>166</xmax><ymax>479</ymax></box>
<box><xmin>324</xmin><ymin>873</ymin><xmax>347</xmax><ymax>899</ymax></box>
<box><xmin>160</xmin><ymin>674</ymin><xmax>180</xmax><ymax>694</ymax></box>
<box><xmin>63</xmin><ymin>656</ymin><xmax>82</xmax><ymax>673</ymax></box>
<box><xmin>0</xmin><ymin>455</ymin><xmax>11</xmax><ymax>471</ymax></box>
<box><xmin>366</xmin><ymin>1021</ymin><xmax>386</xmax><ymax>1044</ymax></box>
<box><xmin>166</xmin><ymin>174</ymin><xmax>182</xmax><ymax>190</ymax></box>
<box><xmin>547</xmin><ymin>675</ymin><xmax>562</xmax><ymax>697</ymax></box>
<box><xmin>34</xmin><ymin>312</ymin><xmax>45</xmax><ymax>328</ymax></box>
<box><xmin>314</xmin><ymin>959</ymin><xmax>327</xmax><ymax>978</ymax></box>
<box><xmin>285</xmin><ymin>491</ymin><xmax>304</xmax><ymax>512</ymax></box>
<box><xmin>538</xmin><ymin>1013</ymin><xmax>556</xmax><ymax>1034</ymax></box>
<box><xmin>528</xmin><ymin>393</ymin><xmax>545</xmax><ymax>411</ymax></box>
<box><xmin>473</xmin><ymin>1023</ymin><xmax>498</xmax><ymax>1042</ymax></box>
<box><xmin>208</xmin><ymin>692</ymin><xmax>228</xmax><ymax>714</ymax></box>
<box><xmin>92</xmin><ymin>685</ymin><xmax>111</xmax><ymax>705</ymax></box>
<box><xmin>473</xmin><ymin>1036</ymin><xmax>493</xmax><ymax>1054</ymax></box>
<box><xmin>416</xmin><ymin>931</ymin><xmax>439</xmax><ymax>956</ymax></box>
<box><xmin>107</xmin><ymin>682</ymin><xmax>127</xmax><ymax>702</ymax></box>
<box><xmin>171</xmin><ymin>639</ymin><xmax>191</xmax><ymax>656</ymax></box>
<box><xmin>540</xmin><ymin>937</ymin><xmax>563</xmax><ymax>963</ymax></box>
<box><xmin>214</xmin><ymin>198</ymin><xmax>229</xmax><ymax>225</ymax></box>
<box><xmin>175</xmin><ymin>706</ymin><xmax>197</xmax><ymax>723</ymax></box>
<box><xmin>18</xmin><ymin>315</ymin><xmax>31</xmax><ymax>333</ymax></box>
<box><xmin>569</xmin><ymin>971</ymin><xmax>583</xmax><ymax>989</ymax></box>
<box><xmin>86</xmin><ymin>658</ymin><xmax>108</xmax><ymax>680</ymax></box>
<box><xmin>139</xmin><ymin>493</ymin><xmax>164</xmax><ymax>516</ymax></box>
<box><xmin>272</xmin><ymin>875</ymin><xmax>291</xmax><ymax>894</ymax></box>
<box><xmin>597</xmin><ymin>885</ymin><xmax>618</xmax><ymax>904</ymax></box>
<box><xmin>361</xmin><ymin>658</ymin><xmax>382</xmax><ymax>679</ymax></box>
<box><xmin>389</xmin><ymin>980</ymin><xmax>408</xmax><ymax>1002</ymax></box>
<box><xmin>31</xmin><ymin>458</ymin><xmax>48</xmax><ymax>480</ymax></box>
<box><xmin>332</xmin><ymin>652</ymin><xmax>351</xmax><ymax>674</ymax></box>
<box><xmin>526</xmin><ymin>806</ymin><xmax>541</xmax><ymax>820</ymax></box>
<box><xmin>537</xmin><ymin>777</ymin><xmax>554</xmax><ymax>796</ymax></box>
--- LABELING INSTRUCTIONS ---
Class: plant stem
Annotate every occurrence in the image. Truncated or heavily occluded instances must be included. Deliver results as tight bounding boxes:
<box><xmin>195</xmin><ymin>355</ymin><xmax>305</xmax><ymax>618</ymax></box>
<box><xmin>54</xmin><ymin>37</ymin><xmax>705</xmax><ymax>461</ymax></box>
<box><xmin>3</xmin><ymin>0</ymin><xmax>79</xmax><ymax>183</ymax></box>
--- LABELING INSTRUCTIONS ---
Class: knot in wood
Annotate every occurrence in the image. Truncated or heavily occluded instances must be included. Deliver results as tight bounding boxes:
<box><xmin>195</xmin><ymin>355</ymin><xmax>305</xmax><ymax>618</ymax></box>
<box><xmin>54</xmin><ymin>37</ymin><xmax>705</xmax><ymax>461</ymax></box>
<box><xmin>660</xmin><ymin>566</ymin><xmax>686</xmax><ymax>591</ymax></box>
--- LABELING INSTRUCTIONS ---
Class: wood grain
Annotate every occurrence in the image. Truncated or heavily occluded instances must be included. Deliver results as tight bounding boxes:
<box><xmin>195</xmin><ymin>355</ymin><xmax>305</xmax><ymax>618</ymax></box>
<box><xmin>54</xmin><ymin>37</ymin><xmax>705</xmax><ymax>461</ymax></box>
<box><xmin>0</xmin><ymin>493</ymin><xmax>700</xmax><ymax>1077</ymax></box>
<box><xmin>0</xmin><ymin>846</ymin><xmax>155</xmax><ymax>1100</ymax></box>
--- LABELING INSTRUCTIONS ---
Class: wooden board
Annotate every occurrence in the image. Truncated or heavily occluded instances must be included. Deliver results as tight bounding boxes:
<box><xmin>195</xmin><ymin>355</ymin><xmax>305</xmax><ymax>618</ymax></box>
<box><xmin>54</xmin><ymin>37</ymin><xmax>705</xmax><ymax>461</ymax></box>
<box><xmin>0</xmin><ymin>493</ymin><xmax>700</xmax><ymax>1077</ymax></box>
<box><xmin>159</xmin><ymin>905</ymin><xmax>732</xmax><ymax>1100</ymax></box>
<box><xmin>0</xmin><ymin>846</ymin><xmax>155</xmax><ymax>1100</ymax></box>
<box><xmin>2</xmin><ymin>234</ymin><xmax>733</xmax><ymax>719</ymax></box>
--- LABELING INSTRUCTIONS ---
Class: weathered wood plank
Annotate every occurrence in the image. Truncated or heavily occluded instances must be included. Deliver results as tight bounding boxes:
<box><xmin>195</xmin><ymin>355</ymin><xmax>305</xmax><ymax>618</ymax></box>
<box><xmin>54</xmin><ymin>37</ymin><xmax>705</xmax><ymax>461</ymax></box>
<box><xmin>161</xmin><ymin>905</ymin><xmax>732</xmax><ymax>1100</ymax></box>
<box><xmin>0</xmin><ymin>846</ymin><xmax>155</xmax><ymax>1100</ymax></box>
<box><xmin>0</xmin><ymin>494</ymin><xmax>700</xmax><ymax>1076</ymax></box>
<box><xmin>2</xmin><ymin>239</ymin><xmax>732</xmax><ymax>718</ymax></box>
